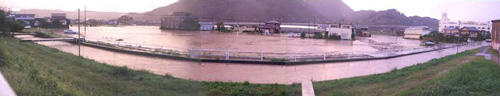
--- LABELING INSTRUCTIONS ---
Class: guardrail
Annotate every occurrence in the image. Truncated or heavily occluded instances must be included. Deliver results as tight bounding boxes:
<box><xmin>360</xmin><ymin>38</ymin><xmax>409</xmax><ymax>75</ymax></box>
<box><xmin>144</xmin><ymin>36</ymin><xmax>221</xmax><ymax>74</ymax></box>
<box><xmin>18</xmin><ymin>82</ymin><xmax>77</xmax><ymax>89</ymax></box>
<box><xmin>80</xmin><ymin>38</ymin><xmax>485</xmax><ymax>63</ymax></box>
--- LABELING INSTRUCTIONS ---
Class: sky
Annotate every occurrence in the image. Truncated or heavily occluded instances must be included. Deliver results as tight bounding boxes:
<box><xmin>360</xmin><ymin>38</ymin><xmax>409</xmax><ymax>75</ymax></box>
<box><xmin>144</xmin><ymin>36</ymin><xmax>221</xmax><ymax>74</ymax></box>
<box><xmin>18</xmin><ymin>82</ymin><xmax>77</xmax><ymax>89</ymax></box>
<box><xmin>1</xmin><ymin>0</ymin><xmax>499</xmax><ymax>22</ymax></box>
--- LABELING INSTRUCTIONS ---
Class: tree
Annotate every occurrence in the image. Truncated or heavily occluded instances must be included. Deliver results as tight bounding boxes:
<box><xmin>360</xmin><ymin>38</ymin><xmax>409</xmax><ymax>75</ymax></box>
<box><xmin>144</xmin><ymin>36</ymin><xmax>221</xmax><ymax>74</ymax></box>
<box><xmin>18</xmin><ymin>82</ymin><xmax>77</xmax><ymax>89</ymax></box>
<box><xmin>0</xmin><ymin>10</ymin><xmax>25</xmax><ymax>36</ymax></box>
<box><xmin>7</xmin><ymin>20</ymin><xmax>24</xmax><ymax>32</ymax></box>
<box><xmin>422</xmin><ymin>31</ymin><xmax>444</xmax><ymax>43</ymax></box>
<box><xmin>0</xmin><ymin>10</ymin><xmax>9</xmax><ymax>36</ymax></box>
<box><xmin>117</xmin><ymin>15</ymin><xmax>134</xmax><ymax>25</ymax></box>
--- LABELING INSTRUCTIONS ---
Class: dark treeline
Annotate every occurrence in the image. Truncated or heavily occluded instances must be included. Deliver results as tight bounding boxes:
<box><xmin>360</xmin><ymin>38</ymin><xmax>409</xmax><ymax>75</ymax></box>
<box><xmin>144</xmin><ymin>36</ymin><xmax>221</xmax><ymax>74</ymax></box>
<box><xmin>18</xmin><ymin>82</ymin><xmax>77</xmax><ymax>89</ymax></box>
<box><xmin>0</xmin><ymin>10</ymin><xmax>24</xmax><ymax>36</ymax></box>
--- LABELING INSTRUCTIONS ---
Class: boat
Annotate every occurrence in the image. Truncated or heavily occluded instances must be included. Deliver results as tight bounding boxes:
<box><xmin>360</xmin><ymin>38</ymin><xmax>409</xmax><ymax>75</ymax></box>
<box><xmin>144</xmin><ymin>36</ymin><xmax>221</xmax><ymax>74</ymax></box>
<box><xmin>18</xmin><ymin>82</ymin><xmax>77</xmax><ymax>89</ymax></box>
<box><xmin>64</xmin><ymin>29</ymin><xmax>77</xmax><ymax>34</ymax></box>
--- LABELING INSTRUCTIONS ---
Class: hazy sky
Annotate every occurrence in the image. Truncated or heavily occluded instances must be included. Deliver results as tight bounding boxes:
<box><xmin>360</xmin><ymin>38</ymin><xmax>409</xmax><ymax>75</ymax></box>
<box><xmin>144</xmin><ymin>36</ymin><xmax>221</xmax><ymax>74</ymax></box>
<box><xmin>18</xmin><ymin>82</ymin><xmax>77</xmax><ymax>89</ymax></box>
<box><xmin>1</xmin><ymin>0</ymin><xmax>499</xmax><ymax>22</ymax></box>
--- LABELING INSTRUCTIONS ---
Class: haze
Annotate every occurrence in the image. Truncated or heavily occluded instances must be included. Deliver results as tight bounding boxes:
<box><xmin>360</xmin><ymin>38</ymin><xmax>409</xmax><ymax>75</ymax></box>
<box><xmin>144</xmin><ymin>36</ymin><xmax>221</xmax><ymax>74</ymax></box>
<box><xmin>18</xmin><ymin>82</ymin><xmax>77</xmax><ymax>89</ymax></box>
<box><xmin>1</xmin><ymin>0</ymin><xmax>499</xmax><ymax>22</ymax></box>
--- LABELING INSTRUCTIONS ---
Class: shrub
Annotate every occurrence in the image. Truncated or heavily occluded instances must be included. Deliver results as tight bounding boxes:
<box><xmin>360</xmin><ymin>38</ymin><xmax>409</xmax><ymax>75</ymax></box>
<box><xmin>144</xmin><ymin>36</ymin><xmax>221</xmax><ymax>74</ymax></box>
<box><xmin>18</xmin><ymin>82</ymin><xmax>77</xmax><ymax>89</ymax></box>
<box><xmin>300</xmin><ymin>33</ymin><xmax>306</xmax><ymax>38</ymax></box>
<box><xmin>313</xmin><ymin>33</ymin><xmax>324</xmax><ymax>39</ymax></box>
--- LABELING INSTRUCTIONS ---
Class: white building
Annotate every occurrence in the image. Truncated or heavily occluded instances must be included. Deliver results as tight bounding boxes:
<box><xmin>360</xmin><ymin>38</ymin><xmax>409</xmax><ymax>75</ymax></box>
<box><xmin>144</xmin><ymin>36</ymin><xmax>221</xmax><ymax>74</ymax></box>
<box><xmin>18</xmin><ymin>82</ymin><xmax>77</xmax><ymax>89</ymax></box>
<box><xmin>439</xmin><ymin>13</ymin><xmax>490</xmax><ymax>32</ymax></box>
<box><xmin>326</xmin><ymin>24</ymin><xmax>353</xmax><ymax>40</ymax></box>
<box><xmin>199</xmin><ymin>22</ymin><xmax>215</xmax><ymax>31</ymax></box>
<box><xmin>404</xmin><ymin>26</ymin><xmax>432</xmax><ymax>39</ymax></box>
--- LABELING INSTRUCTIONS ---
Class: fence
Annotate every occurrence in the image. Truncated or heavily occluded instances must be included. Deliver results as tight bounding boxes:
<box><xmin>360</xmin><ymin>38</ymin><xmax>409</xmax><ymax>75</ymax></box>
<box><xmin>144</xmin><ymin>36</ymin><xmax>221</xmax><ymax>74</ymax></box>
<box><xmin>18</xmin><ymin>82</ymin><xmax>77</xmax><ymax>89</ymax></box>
<box><xmin>80</xmin><ymin>38</ymin><xmax>486</xmax><ymax>63</ymax></box>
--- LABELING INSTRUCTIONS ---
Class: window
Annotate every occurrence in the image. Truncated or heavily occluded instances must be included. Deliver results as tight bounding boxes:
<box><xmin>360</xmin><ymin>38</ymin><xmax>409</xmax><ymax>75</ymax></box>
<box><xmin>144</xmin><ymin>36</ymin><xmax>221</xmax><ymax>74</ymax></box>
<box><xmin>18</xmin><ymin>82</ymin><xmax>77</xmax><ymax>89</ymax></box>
<box><xmin>343</xmin><ymin>26</ymin><xmax>351</xmax><ymax>29</ymax></box>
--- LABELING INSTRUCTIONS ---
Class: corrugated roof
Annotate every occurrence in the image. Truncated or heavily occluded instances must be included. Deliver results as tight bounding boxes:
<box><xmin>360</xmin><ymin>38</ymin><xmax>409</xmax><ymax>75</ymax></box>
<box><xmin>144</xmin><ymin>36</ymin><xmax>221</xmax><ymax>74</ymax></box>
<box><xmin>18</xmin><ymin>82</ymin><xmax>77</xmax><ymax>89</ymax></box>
<box><xmin>493</xmin><ymin>19</ymin><xmax>500</xmax><ymax>22</ymax></box>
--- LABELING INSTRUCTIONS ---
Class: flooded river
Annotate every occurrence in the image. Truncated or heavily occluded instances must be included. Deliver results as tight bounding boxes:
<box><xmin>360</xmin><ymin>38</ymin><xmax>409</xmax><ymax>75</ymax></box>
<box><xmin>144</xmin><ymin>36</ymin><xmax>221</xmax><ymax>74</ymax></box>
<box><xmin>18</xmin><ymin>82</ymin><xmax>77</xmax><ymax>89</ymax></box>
<box><xmin>19</xmin><ymin>26</ymin><xmax>488</xmax><ymax>84</ymax></box>
<box><xmin>52</xmin><ymin>26</ymin><xmax>423</xmax><ymax>53</ymax></box>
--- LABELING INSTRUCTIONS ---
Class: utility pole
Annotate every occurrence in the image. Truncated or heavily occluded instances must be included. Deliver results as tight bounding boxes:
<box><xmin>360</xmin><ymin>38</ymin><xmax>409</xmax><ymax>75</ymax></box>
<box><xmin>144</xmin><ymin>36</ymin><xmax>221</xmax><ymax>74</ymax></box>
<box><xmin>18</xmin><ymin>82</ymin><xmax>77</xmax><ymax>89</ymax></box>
<box><xmin>78</xmin><ymin>9</ymin><xmax>81</xmax><ymax>57</ymax></box>
<box><xmin>84</xmin><ymin>6</ymin><xmax>86</xmax><ymax>39</ymax></box>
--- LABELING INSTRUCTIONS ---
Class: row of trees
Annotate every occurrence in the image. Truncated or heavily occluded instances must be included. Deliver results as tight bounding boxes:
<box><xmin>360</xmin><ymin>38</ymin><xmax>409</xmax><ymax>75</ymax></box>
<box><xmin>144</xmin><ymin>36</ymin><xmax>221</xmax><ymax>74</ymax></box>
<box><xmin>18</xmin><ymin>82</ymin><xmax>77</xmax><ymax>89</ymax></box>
<box><xmin>421</xmin><ymin>31</ymin><xmax>491</xmax><ymax>43</ymax></box>
<box><xmin>0</xmin><ymin>10</ymin><xmax>24</xmax><ymax>37</ymax></box>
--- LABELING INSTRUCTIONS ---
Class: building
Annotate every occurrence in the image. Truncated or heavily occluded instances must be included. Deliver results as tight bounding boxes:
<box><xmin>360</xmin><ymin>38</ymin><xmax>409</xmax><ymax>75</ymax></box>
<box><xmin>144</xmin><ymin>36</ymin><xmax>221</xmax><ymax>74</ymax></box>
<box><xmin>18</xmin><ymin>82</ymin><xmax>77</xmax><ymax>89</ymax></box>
<box><xmin>404</xmin><ymin>26</ymin><xmax>432</xmax><ymax>39</ymax></box>
<box><xmin>442</xmin><ymin>27</ymin><xmax>460</xmax><ymax>36</ymax></box>
<box><xmin>439</xmin><ymin>13</ymin><xmax>490</xmax><ymax>32</ymax></box>
<box><xmin>257</xmin><ymin>20</ymin><xmax>281</xmax><ymax>35</ymax></box>
<box><xmin>492</xmin><ymin>19</ymin><xmax>500</xmax><ymax>51</ymax></box>
<box><xmin>13</xmin><ymin>14</ymin><xmax>36</xmax><ymax>28</ymax></box>
<box><xmin>460</xmin><ymin>27</ymin><xmax>482</xmax><ymax>38</ymax></box>
<box><xmin>160</xmin><ymin>12</ymin><xmax>199</xmax><ymax>30</ymax></box>
<box><xmin>326</xmin><ymin>24</ymin><xmax>354</xmax><ymax>40</ymax></box>
<box><xmin>31</xmin><ymin>13</ymin><xmax>70</xmax><ymax>28</ymax></box>
<box><xmin>199</xmin><ymin>22</ymin><xmax>215</xmax><ymax>31</ymax></box>
<box><xmin>51</xmin><ymin>13</ymin><xmax>67</xmax><ymax>20</ymax></box>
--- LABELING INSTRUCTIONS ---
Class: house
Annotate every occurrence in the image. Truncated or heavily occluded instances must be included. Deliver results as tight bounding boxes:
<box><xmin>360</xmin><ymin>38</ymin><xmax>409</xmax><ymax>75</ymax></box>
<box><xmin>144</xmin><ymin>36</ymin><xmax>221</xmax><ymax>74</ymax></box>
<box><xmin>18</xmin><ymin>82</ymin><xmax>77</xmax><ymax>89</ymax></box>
<box><xmin>404</xmin><ymin>26</ymin><xmax>432</xmax><ymax>39</ymax></box>
<box><xmin>460</xmin><ymin>27</ymin><xmax>482</xmax><ymax>38</ymax></box>
<box><xmin>257</xmin><ymin>20</ymin><xmax>281</xmax><ymax>35</ymax></box>
<box><xmin>442</xmin><ymin>27</ymin><xmax>459</xmax><ymax>36</ymax></box>
<box><xmin>326</xmin><ymin>24</ymin><xmax>354</xmax><ymax>40</ymax></box>
<box><xmin>199</xmin><ymin>22</ymin><xmax>215</xmax><ymax>31</ymax></box>
<box><xmin>33</xmin><ymin>13</ymin><xmax>70</xmax><ymax>28</ymax></box>
<box><xmin>492</xmin><ymin>19</ymin><xmax>500</xmax><ymax>51</ymax></box>
<box><xmin>13</xmin><ymin>14</ymin><xmax>35</xmax><ymax>28</ymax></box>
<box><xmin>355</xmin><ymin>27</ymin><xmax>371</xmax><ymax>37</ymax></box>
<box><xmin>51</xmin><ymin>13</ymin><xmax>67</xmax><ymax>20</ymax></box>
<box><xmin>160</xmin><ymin>12</ymin><xmax>199</xmax><ymax>30</ymax></box>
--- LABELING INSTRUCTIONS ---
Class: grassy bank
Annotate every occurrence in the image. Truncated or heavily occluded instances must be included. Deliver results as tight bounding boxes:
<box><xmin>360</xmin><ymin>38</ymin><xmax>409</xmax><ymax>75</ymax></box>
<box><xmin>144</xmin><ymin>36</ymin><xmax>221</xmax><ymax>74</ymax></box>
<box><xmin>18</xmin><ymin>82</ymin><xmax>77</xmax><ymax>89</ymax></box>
<box><xmin>398</xmin><ymin>57</ymin><xmax>500</xmax><ymax>95</ymax></box>
<box><xmin>0</xmin><ymin>37</ymin><xmax>297</xmax><ymax>96</ymax></box>
<box><xmin>312</xmin><ymin>48</ymin><xmax>500</xmax><ymax>96</ymax></box>
<box><xmin>0</xmin><ymin>37</ymin><xmax>205</xmax><ymax>95</ymax></box>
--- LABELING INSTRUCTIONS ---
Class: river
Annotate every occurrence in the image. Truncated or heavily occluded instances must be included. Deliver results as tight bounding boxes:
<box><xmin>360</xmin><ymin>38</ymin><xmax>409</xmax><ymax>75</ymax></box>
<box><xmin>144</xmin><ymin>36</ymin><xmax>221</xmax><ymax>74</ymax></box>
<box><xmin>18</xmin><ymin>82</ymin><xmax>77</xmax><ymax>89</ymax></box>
<box><xmin>17</xmin><ymin>26</ymin><xmax>488</xmax><ymax>84</ymax></box>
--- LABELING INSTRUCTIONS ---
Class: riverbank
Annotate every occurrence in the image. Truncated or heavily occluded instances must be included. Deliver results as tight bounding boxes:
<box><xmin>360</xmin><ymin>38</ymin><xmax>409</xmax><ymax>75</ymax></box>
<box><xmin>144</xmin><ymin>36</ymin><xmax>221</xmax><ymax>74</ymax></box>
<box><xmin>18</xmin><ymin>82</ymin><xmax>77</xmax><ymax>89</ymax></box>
<box><xmin>19</xmin><ymin>28</ymin><xmax>485</xmax><ymax>65</ymax></box>
<box><xmin>0</xmin><ymin>37</ymin><xmax>299</xmax><ymax>96</ymax></box>
<box><xmin>313</xmin><ymin>47</ymin><xmax>500</xmax><ymax>95</ymax></box>
<box><xmin>2</xmin><ymin>36</ymin><xmax>499</xmax><ymax>95</ymax></box>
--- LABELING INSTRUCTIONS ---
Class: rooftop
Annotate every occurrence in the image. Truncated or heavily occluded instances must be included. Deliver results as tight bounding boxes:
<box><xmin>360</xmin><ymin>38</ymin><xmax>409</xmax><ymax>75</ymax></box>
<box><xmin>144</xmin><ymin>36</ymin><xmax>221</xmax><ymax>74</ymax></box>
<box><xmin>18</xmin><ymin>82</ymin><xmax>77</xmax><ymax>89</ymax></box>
<box><xmin>461</xmin><ymin>27</ymin><xmax>481</xmax><ymax>32</ymax></box>
<box><xmin>493</xmin><ymin>19</ymin><xmax>500</xmax><ymax>22</ymax></box>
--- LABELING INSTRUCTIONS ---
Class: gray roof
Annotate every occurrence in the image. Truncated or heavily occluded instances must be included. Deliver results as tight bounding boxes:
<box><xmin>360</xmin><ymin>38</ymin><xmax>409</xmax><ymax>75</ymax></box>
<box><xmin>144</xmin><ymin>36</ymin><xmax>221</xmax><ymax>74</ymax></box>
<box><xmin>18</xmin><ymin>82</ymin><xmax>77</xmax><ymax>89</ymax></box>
<box><xmin>443</xmin><ymin>27</ymin><xmax>458</xmax><ymax>30</ymax></box>
<box><xmin>265</xmin><ymin>20</ymin><xmax>280</xmax><ymax>24</ymax></box>
<box><xmin>493</xmin><ymin>19</ymin><xmax>500</xmax><ymax>22</ymax></box>
<box><xmin>14</xmin><ymin>14</ymin><xmax>35</xmax><ymax>17</ymax></box>
<box><xmin>461</xmin><ymin>27</ymin><xmax>481</xmax><ymax>32</ymax></box>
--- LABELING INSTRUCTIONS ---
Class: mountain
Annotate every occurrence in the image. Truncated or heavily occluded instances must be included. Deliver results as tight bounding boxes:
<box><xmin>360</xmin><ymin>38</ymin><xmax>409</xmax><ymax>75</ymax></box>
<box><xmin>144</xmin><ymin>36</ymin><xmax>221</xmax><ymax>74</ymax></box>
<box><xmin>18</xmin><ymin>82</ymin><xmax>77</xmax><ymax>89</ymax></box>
<box><xmin>346</xmin><ymin>9</ymin><xmax>439</xmax><ymax>29</ymax></box>
<box><xmin>129</xmin><ymin>0</ymin><xmax>354</xmax><ymax>22</ymax></box>
<box><xmin>18</xmin><ymin>9</ymin><xmax>127</xmax><ymax>20</ymax></box>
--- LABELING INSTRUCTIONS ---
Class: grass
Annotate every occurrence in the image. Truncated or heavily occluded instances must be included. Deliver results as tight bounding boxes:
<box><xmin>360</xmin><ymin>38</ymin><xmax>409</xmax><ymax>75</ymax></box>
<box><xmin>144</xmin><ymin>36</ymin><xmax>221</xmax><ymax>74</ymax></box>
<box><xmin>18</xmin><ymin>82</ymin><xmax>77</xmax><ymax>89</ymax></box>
<box><xmin>0</xmin><ymin>37</ymin><xmax>205</xmax><ymax>95</ymax></box>
<box><xmin>489</xmin><ymin>48</ymin><xmax>499</xmax><ymax>56</ymax></box>
<box><xmin>203</xmin><ymin>82</ymin><xmax>301</xmax><ymax>96</ymax></box>
<box><xmin>397</xmin><ymin>57</ymin><xmax>500</xmax><ymax>96</ymax></box>
<box><xmin>0</xmin><ymin>37</ymin><xmax>296</xmax><ymax>96</ymax></box>
<box><xmin>312</xmin><ymin>48</ymin><xmax>483</xmax><ymax>96</ymax></box>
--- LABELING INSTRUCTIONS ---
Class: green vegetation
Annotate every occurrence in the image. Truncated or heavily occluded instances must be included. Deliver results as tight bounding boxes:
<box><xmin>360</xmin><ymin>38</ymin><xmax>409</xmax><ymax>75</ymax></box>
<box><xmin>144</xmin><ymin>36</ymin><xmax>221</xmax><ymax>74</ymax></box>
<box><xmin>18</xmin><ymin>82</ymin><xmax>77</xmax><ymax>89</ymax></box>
<box><xmin>204</xmin><ymin>82</ymin><xmax>300</xmax><ymax>96</ymax></box>
<box><xmin>423</xmin><ymin>31</ymin><xmax>489</xmax><ymax>43</ymax></box>
<box><xmin>0</xmin><ymin>37</ymin><xmax>300</xmax><ymax>96</ymax></box>
<box><xmin>0</xmin><ymin>10</ymin><xmax>25</xmax><ymax>36</ymax></box>
<box><xmin>398</xmin><ymin>58</ymin><xmax>500</xmax><ymax>95</ymax></box>
<box><xmin>312</xmin><ymin>48</ymin><xmax>500</xmax><ymax>96</ymax></box>
<box><xmin>0</xmin><ymin>38</ymin><xmax>205</xmax><ymax>95</ymax></box>
<box><xmin>300</xmin><ymin>32</ymin><xmax>306</xmax><ymax>38</ymax></box>
<box><xmin>490</xmin><ymin>48</ymin><xmax>499</xmax><ymax>56</ymax></box>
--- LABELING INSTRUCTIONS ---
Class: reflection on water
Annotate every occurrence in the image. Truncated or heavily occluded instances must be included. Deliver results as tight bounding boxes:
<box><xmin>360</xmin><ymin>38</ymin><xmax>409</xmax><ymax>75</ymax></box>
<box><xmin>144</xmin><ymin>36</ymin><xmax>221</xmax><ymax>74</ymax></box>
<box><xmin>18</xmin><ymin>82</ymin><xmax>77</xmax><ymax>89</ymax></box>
<box><xmin>33</xmin><ymin>37</ymin><xmax>485</xmax><ymax>84</ymax></box>
<box><xmin>52</xmin><ymin>26</ymin><xmax>423</xmax><ymax>53</ymax></box>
